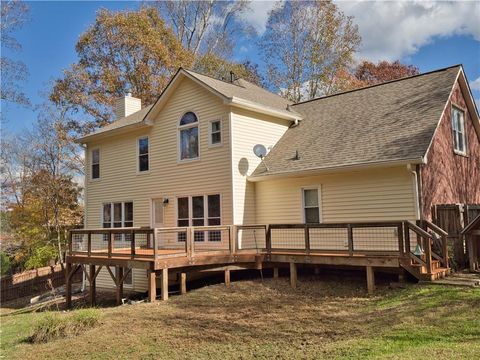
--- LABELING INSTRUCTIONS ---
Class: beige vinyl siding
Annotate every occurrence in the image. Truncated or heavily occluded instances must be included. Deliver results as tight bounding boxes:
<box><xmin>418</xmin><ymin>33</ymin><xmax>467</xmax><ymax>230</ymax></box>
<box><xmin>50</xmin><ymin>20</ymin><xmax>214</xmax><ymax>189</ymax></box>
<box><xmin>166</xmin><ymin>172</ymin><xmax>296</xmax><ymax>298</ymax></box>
<box><xmin>230</xmin><ymin>108</ymin><xmax>290</xmax><ymax>224</ymax></box>
<box><xmin>84</xmin><ymin>77</ymin><xmax>232</xmax><ymax>291</ymax></box>
<box><xmin>255</xmin><ymin>166</ymin><xmax>417</xmax><ymax>224</ymax></box>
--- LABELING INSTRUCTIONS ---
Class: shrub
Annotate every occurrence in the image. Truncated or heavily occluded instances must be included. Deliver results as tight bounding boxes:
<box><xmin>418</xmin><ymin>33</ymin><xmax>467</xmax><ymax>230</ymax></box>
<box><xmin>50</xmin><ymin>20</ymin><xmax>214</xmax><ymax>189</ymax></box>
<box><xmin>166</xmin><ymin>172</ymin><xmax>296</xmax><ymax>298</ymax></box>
<box><xmin>24</xmin><ymin>245</ymin><xmax>57</xmax><ymax>270</ymax></box>
<box><xmin>28</xmin><ymin>309</ymin><xmax>101</xmax><ymax>343</ymax></box>
<box><xmin>1</xmin><ymin>252</ymin><xmax>11</xmax><ymax>276</ymax></box>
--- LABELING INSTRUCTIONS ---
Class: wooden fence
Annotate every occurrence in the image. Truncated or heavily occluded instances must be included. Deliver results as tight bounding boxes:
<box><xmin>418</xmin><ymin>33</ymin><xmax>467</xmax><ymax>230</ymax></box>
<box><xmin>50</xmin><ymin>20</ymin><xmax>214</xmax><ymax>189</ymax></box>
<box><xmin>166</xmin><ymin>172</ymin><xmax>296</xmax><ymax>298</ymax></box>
<box><xmin>0</xmin><ymin>264</ymin><xmax>82</xmax><ymax>303</ymax></box>
<box><xmin>432</xmin><ymin>204</ymin><xmax>480</xmax><ymax>269</ymax></box>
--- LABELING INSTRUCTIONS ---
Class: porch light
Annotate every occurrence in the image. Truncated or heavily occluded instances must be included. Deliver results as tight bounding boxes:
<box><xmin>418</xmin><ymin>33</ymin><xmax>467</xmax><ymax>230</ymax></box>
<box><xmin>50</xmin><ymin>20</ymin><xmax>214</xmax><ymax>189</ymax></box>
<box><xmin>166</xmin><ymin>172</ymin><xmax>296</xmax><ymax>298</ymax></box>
<box><xmin>413</xmin><ymin>244</ymin><xmax>424</xmax><ymax>256</ymax></box>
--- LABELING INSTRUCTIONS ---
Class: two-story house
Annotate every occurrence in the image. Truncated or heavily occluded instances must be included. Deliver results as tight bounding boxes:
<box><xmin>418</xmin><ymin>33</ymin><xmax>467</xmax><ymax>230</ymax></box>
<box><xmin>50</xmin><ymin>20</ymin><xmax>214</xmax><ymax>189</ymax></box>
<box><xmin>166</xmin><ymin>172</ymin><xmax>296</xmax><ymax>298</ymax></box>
<box><xmin>73</xmin><ymin>65</ymin><xmax>479</xmax><ymax>296</ymax></box>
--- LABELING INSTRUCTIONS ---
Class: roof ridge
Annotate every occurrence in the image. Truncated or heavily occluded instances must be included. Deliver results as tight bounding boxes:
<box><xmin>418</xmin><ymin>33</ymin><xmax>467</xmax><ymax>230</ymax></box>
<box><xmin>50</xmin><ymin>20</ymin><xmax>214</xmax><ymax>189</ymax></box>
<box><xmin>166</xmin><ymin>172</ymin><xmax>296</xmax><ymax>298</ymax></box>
<box><xmin>292</xmin><ymin>64</ymin><xmax>462</xmax><ymax>107</ymax></box>
<box><xmin>183</xmin><ymin>68</ymin><xmax>247</xmax><ymax>89</ymax></box>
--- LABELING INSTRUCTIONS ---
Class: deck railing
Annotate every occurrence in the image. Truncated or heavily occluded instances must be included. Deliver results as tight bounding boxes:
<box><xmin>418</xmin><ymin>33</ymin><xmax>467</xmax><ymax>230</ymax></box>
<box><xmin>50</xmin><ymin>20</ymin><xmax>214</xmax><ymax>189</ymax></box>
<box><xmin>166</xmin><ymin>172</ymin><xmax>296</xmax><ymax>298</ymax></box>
<box><xmin>70</xmin><ymin>227</ymin><xmax>156</xmax><ymax>259</ymax></box>
<box><xmin>266</xmin><ymin>222</ymin><xmax>405</xmax><ymax>255</ymax></box>
<box><xmin>68</xmin><ymin>221</ymin><xmax>449</xmax><ymax>273</ymax></box>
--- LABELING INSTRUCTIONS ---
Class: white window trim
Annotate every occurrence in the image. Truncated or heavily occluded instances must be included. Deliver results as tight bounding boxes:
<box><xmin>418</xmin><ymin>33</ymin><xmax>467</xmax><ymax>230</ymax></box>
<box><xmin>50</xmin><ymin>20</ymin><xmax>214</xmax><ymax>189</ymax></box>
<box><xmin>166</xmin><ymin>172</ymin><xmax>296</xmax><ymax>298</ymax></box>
<box><xmin>452</xmin><ymin>105</ymin><xmax>467</xmax><ymax>156</ymax></box>
<box><xmin>90</xmin><ymin>148</ymin><xmax>100</xmax><ymax>181</ymax></box>
<box><xmin>177</xmin><ymin>111</ymin><xmax>201</xmax><ymax>163</ymax></box>
<box><xmin>137</xmin><ymin>135</ymin><xmax>150</xmax><ymax>174</ymax></box>
<box><xmin>208</xmin><ymin>119</ymin><xmax>223</xmax><ymax>147</ymax></box>
<box><xmin>175</xmin><ymin>193</ymin><xmax>222</xmax><ymax>242</ymax></box>
<box><xmin>301</xmin><ymin>186</ymin><xmax>322</xmax><ymax>224</ymax></box>
<box><xmin>101</xmin><ymin>201</ymin><xmax>134</xmax><ymax>230</ymax></box>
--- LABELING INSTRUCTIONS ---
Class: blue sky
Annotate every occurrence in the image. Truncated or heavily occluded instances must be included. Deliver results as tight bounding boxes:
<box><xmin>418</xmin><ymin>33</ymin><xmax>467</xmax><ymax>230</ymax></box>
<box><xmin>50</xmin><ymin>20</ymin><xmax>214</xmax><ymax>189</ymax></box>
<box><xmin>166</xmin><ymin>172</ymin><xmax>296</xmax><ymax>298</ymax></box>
<box><xmin>2</xmin><ymin>0</ymin><xmax>480</xmax><ymax>135</ymax></box>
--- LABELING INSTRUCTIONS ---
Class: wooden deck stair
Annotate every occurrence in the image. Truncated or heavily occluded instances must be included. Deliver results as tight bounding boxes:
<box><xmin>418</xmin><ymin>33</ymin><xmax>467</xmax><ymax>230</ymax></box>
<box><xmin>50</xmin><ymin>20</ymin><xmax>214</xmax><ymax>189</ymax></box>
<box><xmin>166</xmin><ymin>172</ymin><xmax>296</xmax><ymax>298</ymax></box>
<box><xmin>399</xmin><ymin>220</ymin><xmax>451</xmax><ymax>282</ymax></box>
<box><xmin>400</xmin><ymin>258</ymin><xmax>450</xmax><ymax>281</ymax></box>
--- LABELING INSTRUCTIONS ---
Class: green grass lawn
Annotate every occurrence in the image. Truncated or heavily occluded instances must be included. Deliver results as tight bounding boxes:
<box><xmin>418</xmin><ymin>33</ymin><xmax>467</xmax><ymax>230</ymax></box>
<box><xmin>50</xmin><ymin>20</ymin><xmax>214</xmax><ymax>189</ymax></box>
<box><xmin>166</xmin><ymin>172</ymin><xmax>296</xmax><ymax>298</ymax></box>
<box><xmin>1</xmin><ymin>275</ymin><xmax>479</xmax><ymax>359</ymax></box>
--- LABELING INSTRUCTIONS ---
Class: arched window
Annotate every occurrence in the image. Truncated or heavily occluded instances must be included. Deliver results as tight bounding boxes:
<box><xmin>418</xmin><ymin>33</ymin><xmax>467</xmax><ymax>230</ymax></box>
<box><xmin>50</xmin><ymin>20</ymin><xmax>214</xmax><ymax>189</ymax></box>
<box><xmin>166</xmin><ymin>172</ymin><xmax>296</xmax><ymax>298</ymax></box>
<box><xmin>179</xmin><ymin>111</ymin><xmax>199</xmax><ymax>160</ymax></box>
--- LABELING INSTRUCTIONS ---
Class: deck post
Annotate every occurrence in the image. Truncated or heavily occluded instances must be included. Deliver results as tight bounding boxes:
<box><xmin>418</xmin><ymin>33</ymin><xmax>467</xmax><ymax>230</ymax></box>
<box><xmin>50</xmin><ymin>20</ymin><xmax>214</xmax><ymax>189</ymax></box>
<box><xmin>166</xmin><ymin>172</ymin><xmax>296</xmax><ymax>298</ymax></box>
<box><xmin>225</xmin><ymin>268</ymin><xmax>231</xmax><ymax>286</ymax></box>
<box><xmin>65</xmin><ymin>262</ymin><xmax>72</xmax><ymax>309</ymax></box>
<box><xmin>130</xmin><ymin>230</ymin><xmax>135</xmax><ymax>259</ymax></box>
<box><xmin>148</xmin><ymin>270</ymin><xmax>156</xmax><ymax>302</ymax></box>
<box><xmin>266</xmin><ymin>226</ymin><xmax>272</xmax><ymax>254</ymax></box>
<box><xmin>116</xmin><ymin>266</ymin><xmax>123</xmax><ymax>305</ymax></box>
<box><xmin>397</xmin><ymin>223</ymin><xmax>404</xmax><ymax>256</ymax></box>
<box><xmin>290</xmin><ymin>262</ymin><xmax>297</xmax><ymax>289</ymax></box>
<box><xmin>89</xmin><ymin>264</ymin><xmax>96</xmax><ymax>307</ymax></box>
<box><xmin>314</xmin><ymin>266</ymin><xmax>320</xmax><ymax>275</ymax></box>
<box><xmin>304</xmin><ymin>225</ymin><xmax>310</xmax><ymax>254</ymax></box>
<box><xmin>229</xmin><ymin>226</ymin><xmax>236</xmax><ymax>254</ymax></box>
<box><xmin>425</xmin><ymin>238</ymin><xmax>433</xmax><ymax>274</ymax></box>
<box><xmin>347</xmin><ymin>224</ymin><xmax>354</xmax><ymax>256</ymax></box>
<box><xmin>108</xmin><ymin>232</ymin><xmax>114</xmax><ymax>258</ymax></box>
<box><xmin>404</xmin><ymin>222</ymin><xmax>411</xmax><ymax>254</ymax></box>
<box><xmin>180</xmin><ymin>272</ymin><xmax>187</xmax><ymax>294</ymax></box>
<box><xmin>366</xmin><ymin>266</ymin><xmax>375</xmax><ymax>294</ymax></box>
<box><xmin>398</xmin><ymin>267</ymin><xmax>406</xmax><ymax>283</ymax></box>
<box><xmin>152</xmin><ymin>230</ymin><xmax>158</xmax><ymax>259</ymax></box>
<box><xmin>87</xmin><ymin>233</ymin><xmax>92</xmax><ymax>257</ymax></box>
<box><xmin>273</xmin><ymin>267</ymin><xmax>279</xmax><ymax>279</ymax></box>
<box><xmin>68</xmin><ymin>231</ymin><xmax>73</xmax><ymax>255</ymax></box>
<box><xmin>161</xmin><ymin>267</ymin><xmax>169</xmax><ymax>301</ymax></box>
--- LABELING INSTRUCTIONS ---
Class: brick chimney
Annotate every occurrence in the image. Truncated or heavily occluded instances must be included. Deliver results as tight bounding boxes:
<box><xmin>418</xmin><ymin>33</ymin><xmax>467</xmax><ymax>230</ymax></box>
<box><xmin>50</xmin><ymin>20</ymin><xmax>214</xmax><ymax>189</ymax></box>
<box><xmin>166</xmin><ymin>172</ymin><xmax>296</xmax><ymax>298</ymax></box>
<box><xmin>115</xmin><ymin>92</ymin><xmax>141</xmax><ymax>119</ymax></box>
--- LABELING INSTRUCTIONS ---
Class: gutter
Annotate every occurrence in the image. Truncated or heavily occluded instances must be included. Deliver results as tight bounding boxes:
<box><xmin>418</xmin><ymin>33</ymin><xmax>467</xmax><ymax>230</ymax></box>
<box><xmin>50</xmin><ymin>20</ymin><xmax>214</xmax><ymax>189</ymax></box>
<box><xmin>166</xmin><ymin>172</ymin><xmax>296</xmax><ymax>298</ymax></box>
<box><xmin>226</xmin><ymin>96</ymin><xmax>302</xmax><ymax>122</ymax></box>
<box><xmin>248</xmin><ymin>157</ymin><xmax>425</xmax><ymax>182</ymax></box>
<box><xmin>75</xmin><ymin>121</ymin><xmax>152</xmax><ymax>144</ymax></box>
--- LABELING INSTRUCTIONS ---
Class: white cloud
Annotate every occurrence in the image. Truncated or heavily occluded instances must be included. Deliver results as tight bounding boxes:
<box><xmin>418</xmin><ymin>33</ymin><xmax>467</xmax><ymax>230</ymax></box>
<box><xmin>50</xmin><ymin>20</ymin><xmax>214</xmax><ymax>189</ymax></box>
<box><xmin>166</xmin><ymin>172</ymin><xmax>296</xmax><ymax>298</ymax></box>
<box><xmin>335</xmin><ymin>0</ymin><xmax>480</xmax><ymax>61</ymax></box>
<box><xmin>471</xmin><ymin>77</ymin><xmax>480</xmax><ymax>91</ymax></box>
<box><xmin>242</xmin><ymin>0</ymin><xmax>278</xmax><ymax>34</ymax></box>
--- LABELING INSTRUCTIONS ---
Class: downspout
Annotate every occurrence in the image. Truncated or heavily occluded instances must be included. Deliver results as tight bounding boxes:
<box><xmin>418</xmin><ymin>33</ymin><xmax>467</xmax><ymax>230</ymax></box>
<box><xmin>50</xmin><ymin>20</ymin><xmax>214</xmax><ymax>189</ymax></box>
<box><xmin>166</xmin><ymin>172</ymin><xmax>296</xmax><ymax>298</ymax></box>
<box><xmin>79</xmin><ymin>143</ymin><xmax>87</xmax><ymax>293</ymax></box>
<box><xmin>407</xmin><ymin>164</ymin><xmax>421</xmax><ymax>221</ymax></box>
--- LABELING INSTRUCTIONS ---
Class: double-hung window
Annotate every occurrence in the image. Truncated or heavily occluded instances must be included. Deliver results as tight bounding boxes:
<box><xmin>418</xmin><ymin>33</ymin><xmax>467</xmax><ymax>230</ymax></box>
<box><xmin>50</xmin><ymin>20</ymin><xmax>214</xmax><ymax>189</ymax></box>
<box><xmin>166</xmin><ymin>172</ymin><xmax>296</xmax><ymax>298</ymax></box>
<box><xmin>303</xmin><ymin>188</ymin><xmax>320</xmax><ymax>224</ymax></box>
<box><xmin>91</xmin><ymin>149</ymin><xmax>100</xmax><ymax>179</ymax></box>
<box><xmin>179</xmin><ymin>112</ymin><xmax>199</xmax><ymax>160</ymax></box>
<box><xmin>452</xmin><ymin>107</ymin><xmax>467</xmax><ymax>154</ymax></box>
<box><xmin>138</xmin><ymin>137</ymin><xmax>149</xmax><ymax>172</ymax></box>
<box><xmin>210</xmin><ymin>120</ymin><xmax>222</xmax><ymax>145</ymax></box>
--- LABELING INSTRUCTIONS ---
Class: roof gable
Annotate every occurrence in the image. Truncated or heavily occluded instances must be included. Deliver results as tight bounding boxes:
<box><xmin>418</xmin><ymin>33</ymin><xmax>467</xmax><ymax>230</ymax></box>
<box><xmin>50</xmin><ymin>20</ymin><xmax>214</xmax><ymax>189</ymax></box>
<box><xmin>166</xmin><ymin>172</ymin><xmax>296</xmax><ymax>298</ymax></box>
<box><xmin>78</xmin><ymin>68</ymin><xmax>301</xmax><ymax>143</ymax></box>
<box><xmin>145</xmin><ymin>68</ymin><xmax>301</xmax><ymax>122</ymax></box>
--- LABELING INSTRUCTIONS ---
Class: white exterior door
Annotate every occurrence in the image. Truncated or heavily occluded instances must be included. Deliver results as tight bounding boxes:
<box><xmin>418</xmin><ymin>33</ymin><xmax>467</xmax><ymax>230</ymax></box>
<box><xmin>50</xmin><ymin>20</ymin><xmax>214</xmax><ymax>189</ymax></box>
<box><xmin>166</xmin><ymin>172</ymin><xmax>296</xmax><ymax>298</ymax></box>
<box><xmin>152</xmin><ymin>199</ymin><xmax>164</xmax><ymax>228</ymax></box>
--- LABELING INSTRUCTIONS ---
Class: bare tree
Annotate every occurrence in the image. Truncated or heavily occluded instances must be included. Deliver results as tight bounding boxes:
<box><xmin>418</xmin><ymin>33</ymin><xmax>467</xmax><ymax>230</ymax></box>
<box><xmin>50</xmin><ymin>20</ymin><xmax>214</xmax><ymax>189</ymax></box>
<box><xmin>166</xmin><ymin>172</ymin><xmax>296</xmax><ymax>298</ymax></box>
<box><xmin>0</xmin><ymin>0</ymin><xmax>30</xmax><ymax>106</ymax></box>
<box><xmin>155</xmin><ymin>0</ymin><xmax>252</xmax><ymax>59</ymax></box>
<box><xmin>260</xmin><ymin>0</ymin><xmax>361</xmax><ymax>102</ymax></box>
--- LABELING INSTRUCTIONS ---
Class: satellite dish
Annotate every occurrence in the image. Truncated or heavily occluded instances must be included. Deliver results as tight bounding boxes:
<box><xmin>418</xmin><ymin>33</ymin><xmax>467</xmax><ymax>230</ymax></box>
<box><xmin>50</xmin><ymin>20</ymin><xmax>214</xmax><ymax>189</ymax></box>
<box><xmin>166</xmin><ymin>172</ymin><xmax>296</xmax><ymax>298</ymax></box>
<box><xmin>253</xmin><ymin>144</ymin><xmax>267</xmax><ymax>158</ymax></box>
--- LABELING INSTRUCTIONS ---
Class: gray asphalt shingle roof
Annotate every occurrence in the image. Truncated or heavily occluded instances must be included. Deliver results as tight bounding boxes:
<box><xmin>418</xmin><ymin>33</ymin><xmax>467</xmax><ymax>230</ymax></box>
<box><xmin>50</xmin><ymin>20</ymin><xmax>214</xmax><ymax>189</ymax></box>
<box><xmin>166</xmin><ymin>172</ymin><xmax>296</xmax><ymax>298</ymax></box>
<box><xmin>77</xmin><ymin>105</ymin><xmax>153</xmax><ymax>141</ymax></box>
<box><xmin>252</xmin><ymin>66</ymin><xmax>461</xmax><ymax>177</ymax></box>
<box><xmin>184</xmin><ymin>69</ymin><xmax>294</xmax><ymax>113</ymax></box>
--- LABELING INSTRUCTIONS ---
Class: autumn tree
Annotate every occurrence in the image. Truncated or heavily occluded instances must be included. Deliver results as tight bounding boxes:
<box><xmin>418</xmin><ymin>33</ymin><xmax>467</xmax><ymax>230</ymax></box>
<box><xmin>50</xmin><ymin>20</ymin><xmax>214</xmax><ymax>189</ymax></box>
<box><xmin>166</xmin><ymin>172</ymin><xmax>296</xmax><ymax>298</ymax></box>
<box><xmin>1</xmin><ymin>104</ymin><xmax>83</xmax><ymax>270</ymax></box>
<box><xmin>0</xmin><ymin>0</ymin><xmax>30</xmax><ymax>106</ymax></box>
<box><xmin>326</xmin><ymin>60</ymin><xmax>421</xmax><ymax>93</ymax></box>
<box><xmin>50</xmin><ymin>7</ymin><xmax>192</xmax><ymax>132</ymax></box>
<box><xmin>260</xmin><ymin>0</ymin><xmax>361</xmax><ymax>102</ymax></box>
<box><xmin>353</xmin><ymin>60</ymin><xmax>420</xmax><ymax>86</ymax></box>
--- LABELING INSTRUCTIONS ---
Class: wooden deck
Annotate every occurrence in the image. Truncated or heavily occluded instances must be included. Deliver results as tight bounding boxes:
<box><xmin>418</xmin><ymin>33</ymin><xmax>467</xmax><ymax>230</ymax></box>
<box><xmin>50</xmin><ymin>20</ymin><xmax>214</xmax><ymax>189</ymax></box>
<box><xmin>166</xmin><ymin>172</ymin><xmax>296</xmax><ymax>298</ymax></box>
<box><xmin>65</xmin><ymin>221</ymin><xmax>450</xmax><ymax>307</ymax></box>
